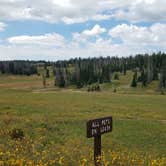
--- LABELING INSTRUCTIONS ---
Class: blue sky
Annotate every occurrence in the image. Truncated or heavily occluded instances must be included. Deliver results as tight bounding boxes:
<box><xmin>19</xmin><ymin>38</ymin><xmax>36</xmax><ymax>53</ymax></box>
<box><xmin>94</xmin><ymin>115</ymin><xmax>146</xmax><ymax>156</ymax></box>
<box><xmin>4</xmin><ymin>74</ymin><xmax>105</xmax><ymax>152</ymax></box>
<box><xmin>0</xmin><ymin>0</ymin><xmax>166</xmax><ymax>61</ymax></box>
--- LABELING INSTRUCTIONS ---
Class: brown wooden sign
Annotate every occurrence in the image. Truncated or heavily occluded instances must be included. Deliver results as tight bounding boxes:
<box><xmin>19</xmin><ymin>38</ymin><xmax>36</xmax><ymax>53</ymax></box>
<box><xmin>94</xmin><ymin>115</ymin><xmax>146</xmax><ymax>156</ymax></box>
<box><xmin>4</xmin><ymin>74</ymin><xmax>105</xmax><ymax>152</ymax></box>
<box><xmin>87</xmin><ymin>116</ymin><xmax>113</xmax><ymax>166</ymax></box>
<box><xmin>87</xmin><ymin>116</ymin><xmax>112</xmax><ymax>138</ymax></box>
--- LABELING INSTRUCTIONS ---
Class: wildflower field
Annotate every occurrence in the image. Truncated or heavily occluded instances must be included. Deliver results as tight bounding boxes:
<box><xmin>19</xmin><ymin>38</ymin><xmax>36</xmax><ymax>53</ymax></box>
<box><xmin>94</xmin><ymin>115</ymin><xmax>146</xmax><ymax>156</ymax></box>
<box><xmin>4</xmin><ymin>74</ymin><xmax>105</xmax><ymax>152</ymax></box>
<box><xmin>0</xmin><ymin>74</ymin><xmax>166</xmax><ymax>165</ymax></box>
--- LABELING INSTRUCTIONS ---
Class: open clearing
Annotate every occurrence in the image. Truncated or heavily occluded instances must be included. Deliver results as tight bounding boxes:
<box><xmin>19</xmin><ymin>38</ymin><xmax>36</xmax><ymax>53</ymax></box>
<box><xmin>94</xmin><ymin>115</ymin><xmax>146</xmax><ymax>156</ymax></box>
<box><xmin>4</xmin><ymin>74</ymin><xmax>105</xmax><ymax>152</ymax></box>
<box><xmin>0</xmin><ymin>74</ymin><xmax>166</xmax><ymax>165</ymax></box>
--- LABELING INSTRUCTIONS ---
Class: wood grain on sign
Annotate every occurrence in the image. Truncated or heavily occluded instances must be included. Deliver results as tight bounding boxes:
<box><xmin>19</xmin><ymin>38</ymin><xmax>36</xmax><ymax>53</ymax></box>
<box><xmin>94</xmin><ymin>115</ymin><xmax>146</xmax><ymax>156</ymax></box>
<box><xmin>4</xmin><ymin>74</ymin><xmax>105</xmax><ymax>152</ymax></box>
<box><xmin>87</xmin><ymin>116</ymin><xmax>112</xmax><ymax>138</ymax></box>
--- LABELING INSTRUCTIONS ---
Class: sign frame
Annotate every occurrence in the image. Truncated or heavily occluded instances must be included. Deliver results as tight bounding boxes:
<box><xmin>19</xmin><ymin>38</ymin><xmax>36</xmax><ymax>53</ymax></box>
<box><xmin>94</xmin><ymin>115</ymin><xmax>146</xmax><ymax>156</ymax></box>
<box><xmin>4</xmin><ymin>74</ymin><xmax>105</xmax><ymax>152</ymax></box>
<box><xmin>87</xmin><ymin>116</ymin><xmax>112</xmax><ymax>138</ymax></box>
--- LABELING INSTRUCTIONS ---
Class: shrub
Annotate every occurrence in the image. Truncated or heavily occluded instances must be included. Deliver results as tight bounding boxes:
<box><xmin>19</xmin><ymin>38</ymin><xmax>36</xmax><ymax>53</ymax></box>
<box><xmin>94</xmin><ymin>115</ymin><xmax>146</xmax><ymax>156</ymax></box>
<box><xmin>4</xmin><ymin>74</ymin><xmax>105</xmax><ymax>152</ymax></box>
<box><xmin>160</xmin><ymin>90</ymin><xmax>165</xmax><ymax>95</ymax></box>
<box><xmin>87</xmin><ymin>84</ymin><xmax>101</xmax><ymax>92</ymax></box>
<box><xmin>10</xmin><ymin>128</ymin><xmax>25</xmax><ymax>140</ymax></box>
<box><xmin>114</xmin><ymin>73</ymin><xmax>119</xmax><ymax>80</ymax></box>
<box><xmin>131</xmin><ymin>72</ymin><xmax>137</xmax><ymax>87</ymax></box>
<box><xmin>113</xmin><ymin>88</ymin><xmax>117</xmax><ymax>93</ymax></box>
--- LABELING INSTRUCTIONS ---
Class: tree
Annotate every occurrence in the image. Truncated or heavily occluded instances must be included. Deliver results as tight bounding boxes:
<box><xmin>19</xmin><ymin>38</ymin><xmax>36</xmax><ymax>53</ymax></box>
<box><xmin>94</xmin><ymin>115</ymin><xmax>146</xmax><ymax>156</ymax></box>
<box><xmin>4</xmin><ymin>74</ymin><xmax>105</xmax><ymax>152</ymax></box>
<box><xmin>54</xmin><ymin>66</ymin><xmax>67</xmax><ymax>87</ymax></box>
<box><xmin>131</xmin><ymin>71</ymin><xmax>137</xmax><ymax>87</ymax></box>
<box><xmin>159</xmin><ymin>59</ymin><xmax>166</xmax><ymax>89</ymax></box>
<box><xmin>139</xmin><ymin>68</ymin><xmax>147</xmax><ymax>87</ymax></box>
<box><xmin>147</xmin><ymin>56</ymin><xmax>153</xmax><ymax>83</ymax></box>
<box><xmin>42</xmin><ymin>74</ymin><xmax>46</xmax><ymax>88</ymax></box>
<box><xmin>46</xmin><ymin>68</ymin><xmax>50</xmax><ymax>78</ymax></box>
<box><xmin>75</xmin><ymin>63</ymin><xmax>82</xmax><ymax>88</ymax></box>
<box><xmin>114</xmin><ymin>73</ymin><xmax>119</xmax><ymax>80</ymax></box>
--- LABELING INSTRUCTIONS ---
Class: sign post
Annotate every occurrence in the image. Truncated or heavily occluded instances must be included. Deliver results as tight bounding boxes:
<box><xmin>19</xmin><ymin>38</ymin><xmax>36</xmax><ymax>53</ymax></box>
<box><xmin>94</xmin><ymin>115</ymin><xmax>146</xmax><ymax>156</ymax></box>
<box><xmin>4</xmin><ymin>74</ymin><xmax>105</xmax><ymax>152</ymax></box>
<box><xmin>94</xmin><ymin>135</ymin><xmax>101</xmax><ymax>166</ymax></box>
<box><xmin>87</xmin><ymin>116</ymin><xmax>112</xmax><ymax>166</ymax></box>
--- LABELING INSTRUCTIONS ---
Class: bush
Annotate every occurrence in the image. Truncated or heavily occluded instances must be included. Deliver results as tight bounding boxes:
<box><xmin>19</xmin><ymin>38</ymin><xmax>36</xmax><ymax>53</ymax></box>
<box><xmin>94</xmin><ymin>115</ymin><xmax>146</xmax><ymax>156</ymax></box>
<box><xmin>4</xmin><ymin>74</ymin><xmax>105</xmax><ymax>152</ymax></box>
<box><xmin>137</xmin><ymin>75</ymin><xmax>142</xmax><ymax>82</ymax></box>
<box><xmin>113</xmin><ymin>88</ymin><xmax>117</xmax><ymax>93</ymax></box>
<box><xmin>114</xmin><ymin>73</ymin><xmax>119</xmax><ymax>80</ymax></box>
<box><xmin>10</xmin><ymin>128</ymin><xmax>25</xmax><ymax>140</ymax></box>
<box><xmin>160</xmin><ymin>90</ymin><xmax>165</xmax><ymax>95</ymax></box>
<box><xmin>87</xmin><ymin>84</ymin><xmax>101</xmax><ymax>92</ymax></box>
<box><xmin>131</xmin><ymin>72</ymin><xmax>137</xmax><ymax>87</ymax></box>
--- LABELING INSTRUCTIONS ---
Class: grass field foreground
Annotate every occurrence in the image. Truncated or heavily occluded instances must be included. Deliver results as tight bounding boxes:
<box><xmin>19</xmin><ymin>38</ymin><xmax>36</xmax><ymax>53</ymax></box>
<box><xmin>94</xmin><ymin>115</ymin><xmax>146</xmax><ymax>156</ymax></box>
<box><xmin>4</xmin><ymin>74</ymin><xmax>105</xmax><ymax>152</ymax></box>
<box><xmin>0</xmin><ymin>73</ymin><xmax>166</xmax><ymax>165</ymax></box>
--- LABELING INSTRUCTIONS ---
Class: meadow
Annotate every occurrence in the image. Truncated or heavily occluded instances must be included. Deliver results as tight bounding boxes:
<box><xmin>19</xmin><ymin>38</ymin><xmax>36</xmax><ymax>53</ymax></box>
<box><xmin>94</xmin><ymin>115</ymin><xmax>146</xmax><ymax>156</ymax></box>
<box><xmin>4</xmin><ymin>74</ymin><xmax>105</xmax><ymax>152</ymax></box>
<box><xmin>0</xmin><ymin>72</ymin><xmax>166</xmax><ymax>165</ymax></box>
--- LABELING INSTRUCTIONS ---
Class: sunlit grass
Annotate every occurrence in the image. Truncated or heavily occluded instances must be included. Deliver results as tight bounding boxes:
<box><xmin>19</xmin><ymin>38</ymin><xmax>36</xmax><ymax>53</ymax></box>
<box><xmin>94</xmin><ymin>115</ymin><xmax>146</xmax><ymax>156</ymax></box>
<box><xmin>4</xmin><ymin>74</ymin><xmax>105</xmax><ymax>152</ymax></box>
<box><xmin>0</xmin><ymin>73</ymin><xmax>166</xmax><ymax>165</ymax></box>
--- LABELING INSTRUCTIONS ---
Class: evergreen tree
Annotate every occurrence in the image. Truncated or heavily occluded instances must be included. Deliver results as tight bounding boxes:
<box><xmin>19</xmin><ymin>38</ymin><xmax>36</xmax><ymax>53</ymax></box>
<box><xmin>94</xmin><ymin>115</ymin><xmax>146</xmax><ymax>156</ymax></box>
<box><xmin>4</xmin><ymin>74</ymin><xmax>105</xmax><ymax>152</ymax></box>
<box><xmin>42</xmin><ymin>74</ymin><xmax>46</xmax><ymax>88</ymax></box>
<box><xmin>159</xmin><ymin>59</ymin><xmax>166</xmax><ymax>89</ymax></box>
<box><xmin>131</xmin><ymin>71</ymin><xmax>137</xmax><ymax>87</ymax></box>
<box><xmin>54</xmin><ymin>66</ymin><xmax>67</xmax><ymax>87</ymax></box>
<box><xmin>46</xmin><ymin>68</ymin><xmax>50</xmax><ymax>78</ymax></box>
<box><xmin>114</xmin><ymin>73</ymin><xmax>119</xmax><ymax>80</ymax></box>
<box><xmin>141</xmin><ymin>69</ymin><xmax>147</xmax><ymax>87</ymax></box>
<box><xmin>147</xmin><ymin>56</ymin><xmax>153</xmax><ymax>83</ymax></box>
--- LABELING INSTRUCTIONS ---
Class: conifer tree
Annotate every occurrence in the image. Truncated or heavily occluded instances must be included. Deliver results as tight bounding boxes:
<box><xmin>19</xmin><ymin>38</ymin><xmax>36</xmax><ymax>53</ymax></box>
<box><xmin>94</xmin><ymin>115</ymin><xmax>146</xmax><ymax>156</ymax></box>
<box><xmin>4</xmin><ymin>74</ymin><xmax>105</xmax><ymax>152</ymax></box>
<box><xmin>131</xmin><ymin>71</ymin><xmax>137</xmax><ymax>87</ymax></box>
<box><xmin>46</xmin><ymin>68</ymin><xmax>50</xmax><ymax>78</ymax></box>
<box><xmin>159</xmin><ymin>59</ymin><xmax>166</xmax><ymax>89</ymax></box>
<box><xmin>141</xmin><ymin>69</ymin><xmax>147</xmax><ymax>87</ymax></box>
<box><xmin>147</xmin><ymin>56</ymin><xmax>153</xmax><ymax>83</ymax></box>
<box><xmin>42</xmin><ymin>74</ymin><xmax>46</xmax><ymax>88</ymax></box>
<box><xmin>114</xmin><ymin>73</ymin><xmax>119</xmax><ymax>80</ymax></box>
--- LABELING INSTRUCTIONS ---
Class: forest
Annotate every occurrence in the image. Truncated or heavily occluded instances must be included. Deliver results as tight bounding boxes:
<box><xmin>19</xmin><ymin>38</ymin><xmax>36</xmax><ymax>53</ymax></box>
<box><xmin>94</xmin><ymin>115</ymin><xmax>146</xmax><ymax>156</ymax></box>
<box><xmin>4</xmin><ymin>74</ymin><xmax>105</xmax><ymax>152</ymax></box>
<box><xmin>0</xmin><ymin>52</ymin><xmax>166</xmax><ymax>90</ymax></box>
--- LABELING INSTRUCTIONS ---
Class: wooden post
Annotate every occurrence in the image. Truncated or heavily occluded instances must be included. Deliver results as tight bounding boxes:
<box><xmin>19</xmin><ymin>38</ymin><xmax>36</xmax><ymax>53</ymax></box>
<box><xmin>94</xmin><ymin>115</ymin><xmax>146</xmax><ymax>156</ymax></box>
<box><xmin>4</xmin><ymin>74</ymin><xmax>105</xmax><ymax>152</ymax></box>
<box><xmin>94</xmin><ymin>135</ymin><xmax>101</xmax><ymax>166</ymax></box>
<box><xmin>87</xmin><ymin>116</ymin><xmax>112</xmax><ymax>166</ymax></box>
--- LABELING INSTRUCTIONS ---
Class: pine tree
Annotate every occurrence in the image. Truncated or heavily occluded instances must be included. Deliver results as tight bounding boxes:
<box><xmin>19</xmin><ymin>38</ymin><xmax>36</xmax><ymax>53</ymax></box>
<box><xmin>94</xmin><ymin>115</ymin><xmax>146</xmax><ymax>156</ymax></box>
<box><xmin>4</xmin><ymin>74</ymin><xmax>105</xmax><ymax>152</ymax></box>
<box><xmin>46</xmin><ymin>68</ymin><xmax>50</xmax><ymax>78</ymax></box>
<box><xmin>114</xmin><ymin>73</ymin><xmax>119</xmax><ymax>80</ymax></box>
<box><xmin>42</xmin><ymin>74</ymin><xmax>46</xmax><ymax>88</ymax></box>
<box><xmin>159</xmin><ymin>59</ymin><xmax>166</xmax><ymax>89</ymax></box>
<box><xmin>131</xmin><ymin>71</ymin><xmax>137</xmax><ymax>87</ymax></box>
<box><xmin>54</xmin><ymin>66</ymin><xmax>67</xmax><ymax>87</ymax></box>
<box><xmin>141</xmin><ymin>69</ymin><xmax>147</xmax><ymax>87</ymax></box>
<box><xmin>75</xmin><ymin>63</ymin><xmax>82</xmax><ymax>88</ymax></box>
<box><xmin>147</xmin><ymin>56</ymin><xmax>153</xmax><ymax>83</ymax></box>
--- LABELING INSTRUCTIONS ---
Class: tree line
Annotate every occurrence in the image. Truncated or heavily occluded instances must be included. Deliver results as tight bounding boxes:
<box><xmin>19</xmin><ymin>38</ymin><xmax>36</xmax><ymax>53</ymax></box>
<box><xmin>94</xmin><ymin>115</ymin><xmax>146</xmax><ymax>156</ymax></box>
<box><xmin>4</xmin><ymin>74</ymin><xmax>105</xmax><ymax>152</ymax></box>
<box><xmin>0</xmin><ymin>61</ymin><xmax>38</xmax><ymax>75</ymax></box>
<box><xmin>0</xmin><ymin>52</ymin><xmax>166</xmax><ymax>90</ymax></box>
<box><xmin>54</xmin><ymin>52</ymin><xmax>166</xmax><ymax>90</ymax></box>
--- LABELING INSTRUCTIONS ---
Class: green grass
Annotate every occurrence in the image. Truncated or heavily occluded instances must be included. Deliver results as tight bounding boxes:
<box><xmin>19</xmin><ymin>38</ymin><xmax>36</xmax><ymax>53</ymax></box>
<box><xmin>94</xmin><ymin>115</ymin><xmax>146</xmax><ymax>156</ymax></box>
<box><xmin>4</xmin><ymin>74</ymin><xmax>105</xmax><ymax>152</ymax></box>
<box><xmin>0</xmin><ymin>73</ymin><xmax>166</xmax><ymax>165</ymax></box>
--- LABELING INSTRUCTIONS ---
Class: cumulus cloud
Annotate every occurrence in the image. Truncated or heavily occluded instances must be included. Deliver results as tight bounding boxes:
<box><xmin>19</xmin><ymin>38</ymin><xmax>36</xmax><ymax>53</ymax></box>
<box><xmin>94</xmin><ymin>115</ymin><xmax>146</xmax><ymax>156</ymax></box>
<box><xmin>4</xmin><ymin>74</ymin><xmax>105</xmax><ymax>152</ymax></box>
<box><xmin>82</xmin><ymin>24</ymin><xmax>106</xmax><ymax>36</ymax></box>
<box><xmin>114</xmin><ymin>0</ymin><xmax>166</xmax><ymax>22</ymax></box>
<box><xmin>109</xmin><ymin>23</ymin><xmax>166</xmax><ymax>46</ymax></box>
<box><xmin>0</xmin><ymin>0</ymin><xmax>104</xmax><ymax>23</ymax></box>
<box><xmin>62</xmin><ymin>14</ymin><xmax>112</xmax><ymax>24</ymax></box>
<box><xmin>0</xmin><ymin>1</ymin><xmax>166</xmax><ymax>61</ymax></box>
<box><xmin>62</xmin><ymin>17</ymin><xmax>87</xmax><ymax>24</ymax></box>
<box><xmin>8</xmin><ymin>33</ymin><xmax>65</xmax><ymax>47</ymax></box>
<box><xmin>0</xmin><ymin>0</ymin><xmax>165</xmax><ymax>23</ymax></box>
<box><xmin>0</xmin><ymin>22</ymin><xmax>7</xmax><ymax>32</ymax></box>
<box><xmin>0</xmin><ymin>38</ymin><xmax>154</xmax><ymax>61</ymax></box>
<box><xmin>0</xmin><ymin>22</ymin><xmax>165</xmax><ymax>61</ymax></box>
<box><xmin>72</xmin><ymin>24</ymin><xmax>106</xmax><ymax>44</ymax></box>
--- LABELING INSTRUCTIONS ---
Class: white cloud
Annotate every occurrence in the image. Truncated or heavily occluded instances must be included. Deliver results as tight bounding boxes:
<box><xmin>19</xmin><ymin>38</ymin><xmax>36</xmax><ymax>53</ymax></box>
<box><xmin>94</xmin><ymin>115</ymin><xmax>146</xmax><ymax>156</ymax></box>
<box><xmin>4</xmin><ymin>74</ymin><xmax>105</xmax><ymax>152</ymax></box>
<box><xmin>0</xmin><ymin>1</ymin><xmax>166</xmax><ymax>60</ymax></box>
<box><xmin>8</xmin><ymin>33</ymin><xmax>65</xmax><ymax>47</ymax></box>
<box><xmin>62</xmin><ymin>17</ymin><xmax>87</xmax><ymax>24</ymax></box>
<box><xmin>0</xmin><ymin>23</ymin><xmax>166</xmax><ymax>61</ymax></box>
<box><xmin>0</xmin><ymin>0</ymin><xmax>101</xmax><ymax>23</ymax></box>
<box><xmin>91</xmin><ymin>14</ymin><xmax>112</xmax><ymax>21</ymax></box>
<box><xmin>0</xmin><ymin>38</ymin><xmax>156</xmax><ymax>61</ymax></box>
<box><xmin>114</xmin><ymin>0</ymin><xmax>166</xmax><ymax>22</ymax></box>
<box><xmin>62</xmin><ymin>14</ymin><xmax>112</xmax><ymax>24</ymax></box>
<box><xmin>72</xmin><ymin>24</ymin><xmax>106</xmax><ymax>44</ymax></box>
<box><xmin>82</xmin><ymin>24</ymin><xmax>106</xmax><ymax>36</ymax></box>
<box><xmin>0</xmin><ymin>0</ymin><xmax>164</xmax><ymax>24</ymax></box>
<box><xmin>0</xmin><ymin>22</ymin><xmax>7</xmax><ymax>31</ymax></box>
<box><xmin>109</xmin><ymin>23</ymin><xmax>166</xmax><ymax>46</ymax></box>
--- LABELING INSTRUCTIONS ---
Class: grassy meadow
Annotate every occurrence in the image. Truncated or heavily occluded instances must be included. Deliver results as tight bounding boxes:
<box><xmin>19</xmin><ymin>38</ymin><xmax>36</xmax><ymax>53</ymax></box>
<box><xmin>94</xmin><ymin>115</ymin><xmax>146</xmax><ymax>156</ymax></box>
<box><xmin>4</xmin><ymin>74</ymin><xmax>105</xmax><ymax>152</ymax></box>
<box><xmin>0</xmin><ymin>71</ymin><xmax>166</xmax><ymax>165</ymax></box>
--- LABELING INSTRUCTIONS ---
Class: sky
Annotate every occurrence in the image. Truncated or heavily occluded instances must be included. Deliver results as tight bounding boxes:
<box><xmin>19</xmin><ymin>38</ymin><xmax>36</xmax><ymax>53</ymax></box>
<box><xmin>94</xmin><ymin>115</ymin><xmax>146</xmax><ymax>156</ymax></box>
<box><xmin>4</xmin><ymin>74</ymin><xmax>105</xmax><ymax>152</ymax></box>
<box><xmin>0</xmin><ymin>0</ymin><xmax>166</xmax><ymax>61</ymax></box>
